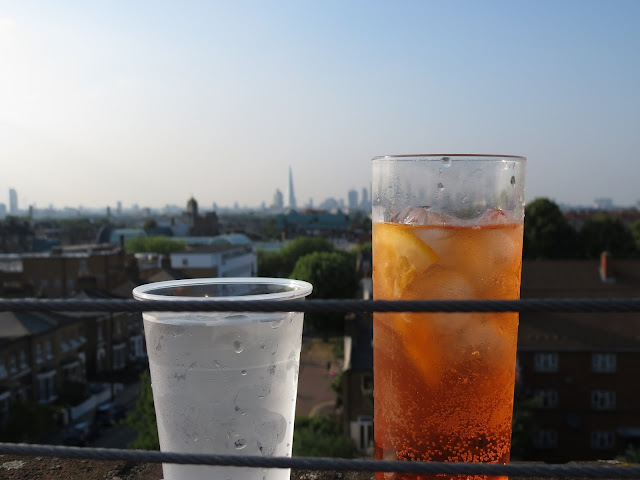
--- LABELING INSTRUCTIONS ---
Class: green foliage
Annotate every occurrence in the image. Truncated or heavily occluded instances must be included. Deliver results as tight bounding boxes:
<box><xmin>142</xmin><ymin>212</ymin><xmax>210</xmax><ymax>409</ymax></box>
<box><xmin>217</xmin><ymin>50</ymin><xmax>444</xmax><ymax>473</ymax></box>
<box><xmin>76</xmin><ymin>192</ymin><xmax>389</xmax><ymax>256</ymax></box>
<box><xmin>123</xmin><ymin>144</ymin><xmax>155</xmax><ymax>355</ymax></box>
<box><xmin>257</xmin><ymin>236</ymin><xmax>335</xmax><ymax>278</ymax></box>
<box><xmin>510</xmin><ymin>394</ymin><xmax>541</xmax><ymax>460</ymax></box>
<box><xmin>0</xmin><ymin>401</ymin><xmax>60</xmax><ymax>442</ymax></box>
<box><xmin>291</xmin><ymin>251</ymin><xmax>358</xmax><ymax>300</ymax></box>
<box><xmin>352</xmin><ymin>242</ymin><xmax>372</xmax><ymax>255</ymax></box>
<box><xmin>143</xmin><ymin>219</ymin><xmax>158</xmax><ymax>232</ymax></box>
<box><xmin>279</xmin><ymin>236</ymin><xmax>335</xmax><ymax>275</ymax></box>
<box><xmin>291</xmin><ymin>251</ymin><xmax>358</xmax><ymax>336</ymax></box>
<box><xmin>523</xmin><ymin>198</ymin><xmax>579</xmax><ymax>259</ymax></box>
<box><xmin>632</xmin><ymin>220</ymin><xmax>640</xmax><ymax>252</ymax></box>
<box><xmin>329</xmin><ymin>370</ymin><xmax>344</xmax><ymax>397</ymax></box>
<box><xmin>579</xmin><ymin>214</ymin><xmax>636</xmax><ymax>258</ymax></box>
<box><xmin>293</xmin><ymin>415</ymin><xmax>356</xmax><ymax>458</ymax></box>
<box><xmin>257</xmin><ymin>249</ymin><xmax>286</xmax><ymax>277</ymax></box>
<box><xmin>125</xmin><ymin>235</ymin><xmax>186</xmax><ymax>255</ymax></box>
<box><xmin>616</xmin><ymin>444</ymin><xmax>640</xmax><ymax>463</ymax></box>
<box><xmin>126</xmin><ymin>370</ymin><xmax>160</xmax><ymax>450</ymax></box>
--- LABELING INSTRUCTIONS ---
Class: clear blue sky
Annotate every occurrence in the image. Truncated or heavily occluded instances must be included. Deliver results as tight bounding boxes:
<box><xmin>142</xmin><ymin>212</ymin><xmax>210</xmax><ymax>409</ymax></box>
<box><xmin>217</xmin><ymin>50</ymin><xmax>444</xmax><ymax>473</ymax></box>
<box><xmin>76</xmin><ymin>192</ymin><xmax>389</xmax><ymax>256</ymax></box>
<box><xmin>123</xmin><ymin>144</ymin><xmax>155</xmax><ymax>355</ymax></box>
<box><xmin>2</xmin><ymin>1</ymin><xmax>639</xmax><ymax>210</ymax></box>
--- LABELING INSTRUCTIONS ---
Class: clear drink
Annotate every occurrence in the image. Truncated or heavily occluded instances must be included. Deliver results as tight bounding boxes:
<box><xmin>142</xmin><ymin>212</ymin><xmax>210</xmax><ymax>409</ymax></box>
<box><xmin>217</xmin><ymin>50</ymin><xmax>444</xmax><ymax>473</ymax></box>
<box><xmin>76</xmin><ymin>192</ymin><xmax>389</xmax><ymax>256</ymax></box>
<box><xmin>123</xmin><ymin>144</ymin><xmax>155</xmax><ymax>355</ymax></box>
<box><xmin>133</xmin><ymin>278</ymin><xmax>313</xmax><ymax>480</ymax></box>
<box><xmin>371</xmin><ymin>155</ymin><xmax>526</xmax><ymax>480</ymax></box>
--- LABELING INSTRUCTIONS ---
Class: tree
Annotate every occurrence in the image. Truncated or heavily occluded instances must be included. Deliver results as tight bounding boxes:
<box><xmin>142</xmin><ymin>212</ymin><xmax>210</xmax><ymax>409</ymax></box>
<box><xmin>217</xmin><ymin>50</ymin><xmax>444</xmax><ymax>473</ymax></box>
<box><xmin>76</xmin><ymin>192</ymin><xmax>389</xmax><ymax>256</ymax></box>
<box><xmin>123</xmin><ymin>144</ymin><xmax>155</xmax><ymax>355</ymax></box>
<box><xmin>292</xmin><ymin>415</ymin><xmax>356</xmax><ymax>458</ymax></box>
<box><xmin>280</xmin><ymin>236</ymin><xmax>335</xmax><ymax>275</ymax></box>
<box><xmin>629</xmin><ymin>219</ymin><xmax>640</xmax><ymax>253</ymax></box>
<box><xmin>143</xmin><ymin>218</ymin><xmax>158</xmax><ymax>232</ymax></box>
<box><xmin>126</xmin><ymin>371</ymin><xmax>160</xmax><ymax>450</ymax></box>
<box><xmin>523</xmin><ymin>198</ymin><xmax>579</xmax><ymax>259</ymax></box>
<box><xmin>257</xmin><ymin>236</ymin><xmax>336</xmax><ymax>278</ymax></box>
<box><xmin>125</xmin><ymin>235</ymin><xmax>186</xmax><ymax>255</ymax></box>
<box><xmin>290</xmin><ymin>251</ymin><xmax>358</xmax><ymax>336</ymax></box>
<box><xmin>291</xmin><ymin>251</ymin><xmax>358</xmax><ymax>301</ymax></box>
<box><xmin>257</xmin><ymin>249</ymin><xmax>286</xmax><ymax>277</ymax></box>
<box><xmin>579</xmin><ymin>214</ymin><xmax>636</xmax><ymax>259</ymax></box>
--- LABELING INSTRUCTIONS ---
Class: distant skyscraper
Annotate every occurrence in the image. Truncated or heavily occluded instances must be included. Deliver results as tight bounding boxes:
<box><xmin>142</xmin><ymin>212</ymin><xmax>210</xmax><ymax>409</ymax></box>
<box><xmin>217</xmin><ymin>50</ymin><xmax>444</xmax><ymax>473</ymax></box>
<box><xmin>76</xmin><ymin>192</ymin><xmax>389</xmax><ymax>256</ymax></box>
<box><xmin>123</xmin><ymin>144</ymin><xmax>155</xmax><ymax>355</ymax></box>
<box><xmin>348</xmin><ymin>189</ymin><xmax>359</xmax><ymax>211</ymax></box>
<box><xmin>360</xmin><ymin>187</ymin><xmax>370</xmax><ymax>211</ymax></box>
<box><xmin>0</xmin><ymin>203</ymin><xmax>6</xmax><ymax>218</ymax></box>
<box><xmin>9</xmin><ymin>188</ymin><xmax>17</xmax><ymax>215</ymax></box>
<box><xmin>273</xmin><ymin>189</ymin><xmax>284</xmax><ymax>210</ymax></box>
<box><xmin>286</xmin><ymin>166</ymin><xmax>297</xmax><ymax>210</ymax></box>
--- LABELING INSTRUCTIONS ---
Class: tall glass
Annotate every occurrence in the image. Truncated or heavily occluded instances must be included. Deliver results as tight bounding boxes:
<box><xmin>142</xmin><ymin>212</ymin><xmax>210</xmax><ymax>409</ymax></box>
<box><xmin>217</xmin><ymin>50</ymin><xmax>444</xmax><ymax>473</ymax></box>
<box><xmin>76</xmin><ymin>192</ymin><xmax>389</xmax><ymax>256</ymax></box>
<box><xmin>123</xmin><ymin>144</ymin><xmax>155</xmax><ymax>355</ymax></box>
<box><xmin>133</xmin><ymin>277</ymin><xmax>313</xmax><ymax>480</ymax></box>
<box><xmin>372</xmin><ymin>155</ymin><xmax>526</xmax><ymax>479</ymax></box>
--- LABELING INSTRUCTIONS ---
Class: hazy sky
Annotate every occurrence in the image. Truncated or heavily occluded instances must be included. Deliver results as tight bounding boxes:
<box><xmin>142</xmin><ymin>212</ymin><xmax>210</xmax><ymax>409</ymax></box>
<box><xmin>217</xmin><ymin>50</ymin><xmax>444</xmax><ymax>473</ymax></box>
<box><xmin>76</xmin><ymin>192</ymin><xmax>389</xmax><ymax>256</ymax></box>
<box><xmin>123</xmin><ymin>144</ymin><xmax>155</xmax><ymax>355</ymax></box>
<box><xmin>2</xmin><ymin>1</ymin><xmax>640</xmax><ymax>210</ymax></box>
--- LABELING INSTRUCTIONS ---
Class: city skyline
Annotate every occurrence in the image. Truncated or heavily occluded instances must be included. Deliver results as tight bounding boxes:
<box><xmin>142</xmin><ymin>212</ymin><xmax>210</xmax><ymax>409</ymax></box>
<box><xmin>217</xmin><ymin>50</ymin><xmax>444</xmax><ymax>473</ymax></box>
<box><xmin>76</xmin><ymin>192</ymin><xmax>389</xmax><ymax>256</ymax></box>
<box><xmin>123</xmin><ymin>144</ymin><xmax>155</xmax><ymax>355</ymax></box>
<box><xmin>2</xmin><ymin>2</ymin><xmax>640</xmax><ymax>209</ymax></box>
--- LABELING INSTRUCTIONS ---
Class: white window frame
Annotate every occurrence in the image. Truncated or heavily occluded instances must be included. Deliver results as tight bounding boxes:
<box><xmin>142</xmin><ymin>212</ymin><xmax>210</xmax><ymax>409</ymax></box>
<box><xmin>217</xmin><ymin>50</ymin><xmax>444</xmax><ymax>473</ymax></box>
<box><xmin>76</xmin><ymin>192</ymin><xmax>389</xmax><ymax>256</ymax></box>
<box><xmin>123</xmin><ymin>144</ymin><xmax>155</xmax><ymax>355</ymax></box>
<box><xmin>532</xmin><ymin>429</ymin><xmax>558</xmax><ymax>449</ymax></box>
<box><xmin>591</xmin><ymin>390</ymin><xmax>616</xmax><ymax>410</ymax></box>
<box><xmin>357</xmin><ymin>416</ymin><xmax>374</xmax><ymax>452</ymax></box>
<box><xmin>129</xmin><ymin>335</ymin><xmax>145</xmax><ymax>359</ymax></box>
<box><xmin>590</xmin><ymin>431</ymin><xmax>615</xmax><ymax>450</ymax></box>
<box><xmin>534</xmin><ymin>353</ymin><xmax>559</xmax><ymax>372</ymax></box>
<box><xmin>535</xmin><ymin>389</ymin><xmax>559</xmax><ymax>409</ymax></box>
<box><xmin>592</xmin><ymin>353</ymin><xmax>616</xmax><ymax>373</ymax></box>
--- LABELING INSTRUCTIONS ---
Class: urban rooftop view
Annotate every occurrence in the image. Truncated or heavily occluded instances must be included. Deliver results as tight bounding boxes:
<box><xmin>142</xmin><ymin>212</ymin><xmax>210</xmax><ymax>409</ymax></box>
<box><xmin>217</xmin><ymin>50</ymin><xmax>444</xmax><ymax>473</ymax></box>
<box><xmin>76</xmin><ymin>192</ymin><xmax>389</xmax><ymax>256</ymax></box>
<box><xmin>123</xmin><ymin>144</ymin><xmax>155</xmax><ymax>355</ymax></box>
<box><xmin>2</xmin><ymin>1</ymin><xmax>640</xmax><ymax>478</ymax></box>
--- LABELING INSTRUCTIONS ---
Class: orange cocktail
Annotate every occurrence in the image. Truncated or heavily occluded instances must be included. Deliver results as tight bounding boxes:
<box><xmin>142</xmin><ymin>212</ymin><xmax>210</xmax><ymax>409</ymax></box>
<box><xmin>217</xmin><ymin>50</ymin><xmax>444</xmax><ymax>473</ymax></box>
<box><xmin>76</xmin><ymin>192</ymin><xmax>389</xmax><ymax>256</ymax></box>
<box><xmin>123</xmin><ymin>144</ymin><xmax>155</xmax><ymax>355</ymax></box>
<box><xmin>371</xmin><ymin>154</ymin><xmax>526</xmax><ymax>480</ymax></box>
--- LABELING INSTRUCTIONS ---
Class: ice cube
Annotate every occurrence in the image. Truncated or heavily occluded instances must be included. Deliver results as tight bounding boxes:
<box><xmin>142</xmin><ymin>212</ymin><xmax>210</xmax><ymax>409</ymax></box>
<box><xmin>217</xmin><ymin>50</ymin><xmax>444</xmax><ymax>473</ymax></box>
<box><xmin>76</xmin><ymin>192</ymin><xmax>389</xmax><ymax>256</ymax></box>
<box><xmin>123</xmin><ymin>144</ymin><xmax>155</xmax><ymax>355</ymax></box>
<box><xmin>477</xmin><ymin>208</ymin><xmax>513</xmax><ymax>225</ymax></box>
<box><xmin>392</xmin><ymin>206</ymin><xmax>453</xmax><ymax>226</ymax></box>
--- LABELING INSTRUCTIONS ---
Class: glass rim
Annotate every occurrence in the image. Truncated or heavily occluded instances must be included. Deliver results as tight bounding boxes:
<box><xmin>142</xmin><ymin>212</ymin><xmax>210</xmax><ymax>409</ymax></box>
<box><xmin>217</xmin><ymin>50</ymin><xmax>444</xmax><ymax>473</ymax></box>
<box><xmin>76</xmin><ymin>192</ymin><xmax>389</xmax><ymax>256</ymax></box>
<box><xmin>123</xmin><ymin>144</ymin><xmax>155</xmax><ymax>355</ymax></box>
<box><xmin>132</xmin><ymin>277</ymin><xmax>313</xmax><ymax>302</ymax></box>
<box><xmin>372</xmin><ymin>153</ymin><xmax>526</xmax><ymax>162</ymax></box>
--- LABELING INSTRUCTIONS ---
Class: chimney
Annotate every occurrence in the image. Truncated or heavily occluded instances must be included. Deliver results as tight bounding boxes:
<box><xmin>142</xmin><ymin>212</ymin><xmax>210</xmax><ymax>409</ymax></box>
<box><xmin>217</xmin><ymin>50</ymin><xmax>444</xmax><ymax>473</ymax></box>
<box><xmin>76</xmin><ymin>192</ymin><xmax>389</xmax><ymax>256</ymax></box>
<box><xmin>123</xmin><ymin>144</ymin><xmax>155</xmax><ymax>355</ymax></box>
<box><xmin>599</xmin><ymin>251</ymin><xmax>615</xmax><ymax>283</ymax></box>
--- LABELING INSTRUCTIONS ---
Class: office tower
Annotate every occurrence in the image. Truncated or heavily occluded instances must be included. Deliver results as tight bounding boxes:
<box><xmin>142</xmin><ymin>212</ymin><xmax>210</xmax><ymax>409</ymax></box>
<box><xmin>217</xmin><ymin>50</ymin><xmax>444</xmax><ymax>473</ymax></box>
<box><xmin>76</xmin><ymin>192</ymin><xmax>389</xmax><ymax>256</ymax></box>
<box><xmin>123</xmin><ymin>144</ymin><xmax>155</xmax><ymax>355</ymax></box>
<box><xmin>273</xmin><ymin>189</ymin><xmax>284</xmax><ymax>210</ymax></box>
<box><xmin>360</xmin><ymin>187</ymin><xmax>370</xmax><ymax>211</ymax></box>
<box><xmin>286</xmin><ymin>166</ymin><xmax>297</xmax><ymax>210</ymax></box>
<box><xmin>0</xmin><ymin>203</ymin><xmax>6</xmax><ymax>218</ymax></box>
<box><xmin>348</xmin><ymin>189</ymin><xmax>359</xmax><ymax>211</ymax></box>
<box><xmin>9</xmin><ymin>188</ymin><xmax>18</xmax><ymax>215</ymax></box>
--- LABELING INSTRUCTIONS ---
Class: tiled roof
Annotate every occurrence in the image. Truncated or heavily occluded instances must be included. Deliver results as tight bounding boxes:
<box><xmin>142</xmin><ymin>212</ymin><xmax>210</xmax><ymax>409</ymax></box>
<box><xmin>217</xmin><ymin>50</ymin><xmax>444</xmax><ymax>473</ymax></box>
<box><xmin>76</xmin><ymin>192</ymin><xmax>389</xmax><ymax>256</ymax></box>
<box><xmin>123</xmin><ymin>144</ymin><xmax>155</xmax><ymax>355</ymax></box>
<box><xmin>0</xmin><ymin>311</ymin><xmax>72</xmax><ymax>338</ymax></box>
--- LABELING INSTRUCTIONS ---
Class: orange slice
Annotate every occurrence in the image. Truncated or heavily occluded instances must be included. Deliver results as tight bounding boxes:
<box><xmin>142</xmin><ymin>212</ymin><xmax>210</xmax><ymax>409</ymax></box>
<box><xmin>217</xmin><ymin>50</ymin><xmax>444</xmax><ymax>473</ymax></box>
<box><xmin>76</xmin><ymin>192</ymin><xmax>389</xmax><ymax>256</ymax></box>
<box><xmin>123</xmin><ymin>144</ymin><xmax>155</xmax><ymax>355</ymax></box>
<box><xmin>373</xmin><ymin>223</ymin><xmax>442</xmax><ymax>387</ymax></box>
<box><xmin>373</xmin><ymin>223</ymin><xmax>440</xmax><ymax>299</ymax></box>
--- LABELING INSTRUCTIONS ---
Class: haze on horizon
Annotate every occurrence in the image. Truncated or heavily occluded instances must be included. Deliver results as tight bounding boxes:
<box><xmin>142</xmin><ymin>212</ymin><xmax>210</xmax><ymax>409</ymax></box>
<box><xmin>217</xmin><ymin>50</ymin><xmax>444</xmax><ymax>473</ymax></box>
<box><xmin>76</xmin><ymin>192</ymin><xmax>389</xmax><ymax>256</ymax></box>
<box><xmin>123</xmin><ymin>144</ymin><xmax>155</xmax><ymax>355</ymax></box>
<box><xmin>2</xmin><ymin>1</ymin><xmax>640</xmax><ymax>211</ymax></box>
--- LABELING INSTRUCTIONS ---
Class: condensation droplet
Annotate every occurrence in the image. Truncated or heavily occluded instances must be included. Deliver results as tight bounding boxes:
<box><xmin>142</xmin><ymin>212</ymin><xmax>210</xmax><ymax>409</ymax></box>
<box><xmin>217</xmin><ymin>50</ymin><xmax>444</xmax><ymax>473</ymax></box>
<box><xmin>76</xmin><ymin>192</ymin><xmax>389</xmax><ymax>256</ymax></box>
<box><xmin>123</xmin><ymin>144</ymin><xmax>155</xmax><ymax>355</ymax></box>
<box><xmin>270</xmin><ymin>319</ymin><xmax>283</xmax><ymax>329</ymax></box>
<box><xmin>234</xmin><ymin>439</ymin><xmax>247</xmax><ymax>450</ymax></box>
<box><xmin>233</xmin><ymin>341</ymin><xmax>243</xmax><ymax>353</ymax></box>
<box><xmin>510</xmin><ymin>176</ymin><xmax>516</xmax><ymax>186</ymax></box>
<box><xmin>437</xmin><ymin>182</ymin><xmax>444</xmax><ymax>191</ymax></box>
<box><xmin>260</xmin><ymin>344</ymin><xmax>266</xmax><ymax>350</ymax></box>
<box><xmin>462</xmin><ymin>196</ymin><xmax>469</xmax><ymax>204</ymax></box>
<box><xmin>241</xmin><ymin>370</ymin><xmax>247</xmax><ymax>375</ymax></box>
<box><xmin>441</xmin><ymin>156</ymin><xmax>451</xmax><ymax>167</ymax></box>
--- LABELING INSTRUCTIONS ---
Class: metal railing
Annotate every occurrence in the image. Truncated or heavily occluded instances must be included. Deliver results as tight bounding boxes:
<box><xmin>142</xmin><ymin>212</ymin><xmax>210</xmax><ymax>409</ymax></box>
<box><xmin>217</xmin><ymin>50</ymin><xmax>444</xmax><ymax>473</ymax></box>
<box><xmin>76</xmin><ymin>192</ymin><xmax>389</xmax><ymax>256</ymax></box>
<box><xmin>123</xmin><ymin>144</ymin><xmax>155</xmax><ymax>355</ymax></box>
<box><xmin>1</xmin><ymin>297</ymin><xmax>640</xmax><ymax>478</ymax></box>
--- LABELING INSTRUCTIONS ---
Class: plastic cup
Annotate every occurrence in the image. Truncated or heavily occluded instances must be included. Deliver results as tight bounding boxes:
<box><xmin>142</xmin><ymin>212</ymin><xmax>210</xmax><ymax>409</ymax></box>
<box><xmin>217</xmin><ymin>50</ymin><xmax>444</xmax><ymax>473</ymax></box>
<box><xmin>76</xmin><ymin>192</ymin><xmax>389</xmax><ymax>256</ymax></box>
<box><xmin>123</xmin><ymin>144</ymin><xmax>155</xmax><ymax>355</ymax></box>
<box><xmin>133</xmin><ymin>277</ymin><xmax>313</xmax><ymax>480</ymax></box>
